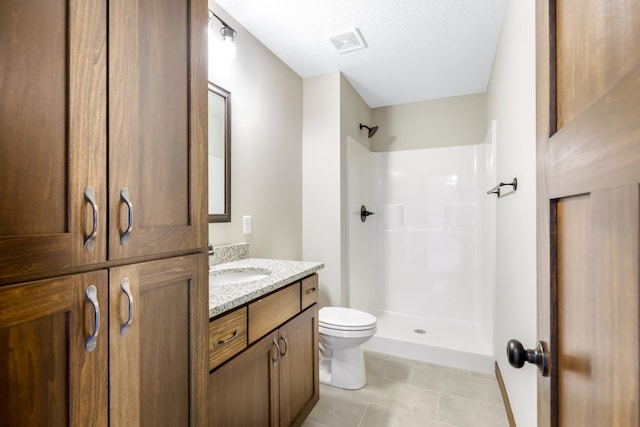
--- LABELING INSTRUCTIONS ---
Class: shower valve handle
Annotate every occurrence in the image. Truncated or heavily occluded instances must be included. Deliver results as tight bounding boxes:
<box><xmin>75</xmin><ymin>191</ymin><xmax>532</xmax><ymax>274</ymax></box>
<box><xmin>360</xmin><ymin>205</ymin><xmax>375</xmax><ymax>222</ymax></box>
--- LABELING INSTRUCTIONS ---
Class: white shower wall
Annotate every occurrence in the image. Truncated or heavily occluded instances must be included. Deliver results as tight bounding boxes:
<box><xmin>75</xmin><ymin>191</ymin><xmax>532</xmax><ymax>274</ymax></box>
<box><xmin>348</xmin><ymin>135</ymin><xmax>496</xmax><ymax>371</ymax></box>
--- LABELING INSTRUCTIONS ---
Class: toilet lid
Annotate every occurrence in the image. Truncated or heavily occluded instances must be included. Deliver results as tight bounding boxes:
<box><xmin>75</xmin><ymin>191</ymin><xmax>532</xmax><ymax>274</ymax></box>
<box><xmin>319</xmin><ymin>307</ymin><xmax>377</xmax><ymax>330</ymax></box>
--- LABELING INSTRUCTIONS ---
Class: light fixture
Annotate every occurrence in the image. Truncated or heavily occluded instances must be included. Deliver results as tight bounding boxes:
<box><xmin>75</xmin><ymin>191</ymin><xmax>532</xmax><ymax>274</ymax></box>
<box><xmin>208</xmin><ymin>9</ymin><xmax>237</xmax><ymax>59</ymax></box>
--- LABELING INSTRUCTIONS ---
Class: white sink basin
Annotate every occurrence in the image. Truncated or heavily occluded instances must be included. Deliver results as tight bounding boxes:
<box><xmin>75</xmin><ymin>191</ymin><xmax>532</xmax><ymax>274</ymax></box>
<box><xmin>210</xmin><ymin>269</ymin><xmax>270</xmax><ymax>285</ymax></box>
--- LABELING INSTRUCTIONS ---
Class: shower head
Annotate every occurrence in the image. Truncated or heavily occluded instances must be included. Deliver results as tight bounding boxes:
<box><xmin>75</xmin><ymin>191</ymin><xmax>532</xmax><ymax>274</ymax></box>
<box><xmin>359</xmin><ymin>124</ymin><xmax>379</xmax><ymax>138</ymax></box>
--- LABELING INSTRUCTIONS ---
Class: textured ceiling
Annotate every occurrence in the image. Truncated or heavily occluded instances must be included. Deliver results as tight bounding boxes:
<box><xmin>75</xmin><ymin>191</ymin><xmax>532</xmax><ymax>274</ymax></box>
<box><xmin>214</xmin><ymin>0</ymin><xmax>507</xmax><ymax>108</ymax></box>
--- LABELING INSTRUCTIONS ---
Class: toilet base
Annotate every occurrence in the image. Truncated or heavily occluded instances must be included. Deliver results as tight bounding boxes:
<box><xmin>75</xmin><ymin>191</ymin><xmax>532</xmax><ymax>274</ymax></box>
<box><xmin>319</xmin><ymin>345</ymin><xmax>367</xmax><ymax>390</ymax></box>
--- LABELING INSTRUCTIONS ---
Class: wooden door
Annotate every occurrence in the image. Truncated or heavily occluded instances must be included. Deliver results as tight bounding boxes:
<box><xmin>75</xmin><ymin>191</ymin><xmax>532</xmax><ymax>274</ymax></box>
<box><xmin>108</xmin><ymin>0</ymin><xmax>207</xmax><ymax>261</ymax></box>
<box><xmin>0</xmin><ymin>0</ymin><xmax>107</xmax><ymax>280</ymax></box>
<box><xmin>536</xmin><ymin>0</ymin><xmax>640</xmax><ymax>425</ymax></box>
<box><xmin>0</xmin><ymin>271</ymin><xmax>108</xmax><ymax>426</ymax></box>
<box><xmin>208</xmin><ymin>331</ymin><xmax>281</xmax><ymax>427</ymax></box>
<box><xmin>278</xmin><ymin>306</ymin><xmax>319</xmax><ymax>427</ymax></box>
<box><xmin>109</xmin><ymin>254</ymin><xmax>208</xmax><ymax>426</ymax></box>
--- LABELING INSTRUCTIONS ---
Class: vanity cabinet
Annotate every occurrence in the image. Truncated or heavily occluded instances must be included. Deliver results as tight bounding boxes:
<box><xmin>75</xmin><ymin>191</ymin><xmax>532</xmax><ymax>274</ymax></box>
<box><xmin>208</xmin><ymin>278</ymin><xmax>320</xmax><ymax>427</ymax></box>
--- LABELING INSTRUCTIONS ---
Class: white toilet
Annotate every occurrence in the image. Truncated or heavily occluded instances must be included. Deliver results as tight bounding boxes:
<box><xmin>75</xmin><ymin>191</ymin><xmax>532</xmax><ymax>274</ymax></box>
<box><xmin>318</xmin><ymin>307</ymin><xmax>377</xmax><ymax>390</ymax></box>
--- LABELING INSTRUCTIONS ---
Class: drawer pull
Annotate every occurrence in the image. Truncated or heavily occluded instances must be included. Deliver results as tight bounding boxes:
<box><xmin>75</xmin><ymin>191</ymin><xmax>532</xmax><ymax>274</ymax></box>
<box><xmin>272</xmin><ymin>338</ymin><xmax>282</xmax><ymax>365</ymax></box>
<box><xmin>119</xmin><ymin>188</ymin><xmax>133</xmax><ymax>246</ymax></box>
<box><xmin>213</xmin><ymin>329</ymin><xmax>240</xmax><ymax>347</ymax></box>
<box><xmin>83</xmin><ymin>187</ymin><xmax>98</xmax><ymax>252</ymax></box>
<box><xmin>120</xmin><ymin>278</ymin><xmax>134</xmax><ymax>337</ymax></box>
<box><xmin>279</xmin><ymin>336</ymin><xmax>288</xmax><ymax>358</ymax></box>
<box><xmin>304</xmin><ymin>287</ymin><xmax>317</xmax><ymax>295</ymax></box>
<box><xmin>85</xmin><ymin>285</ymin><xmax>100</xmax><ymax>352</ymax></box>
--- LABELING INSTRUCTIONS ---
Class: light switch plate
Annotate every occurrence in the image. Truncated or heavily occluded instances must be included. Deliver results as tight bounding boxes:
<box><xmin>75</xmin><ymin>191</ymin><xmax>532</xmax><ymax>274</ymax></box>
<box><xmin>243</xmin><ymin>215</ymin><xmax>252</xmax><ymax>234</ymax></box>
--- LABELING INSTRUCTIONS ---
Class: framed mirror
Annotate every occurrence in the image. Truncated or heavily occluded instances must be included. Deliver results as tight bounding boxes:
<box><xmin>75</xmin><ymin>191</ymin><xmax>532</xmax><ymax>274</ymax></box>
<box><xmin>208</xmin><ymin>82</ymin><xmax>231</xmax><ymax>222</ymax></box>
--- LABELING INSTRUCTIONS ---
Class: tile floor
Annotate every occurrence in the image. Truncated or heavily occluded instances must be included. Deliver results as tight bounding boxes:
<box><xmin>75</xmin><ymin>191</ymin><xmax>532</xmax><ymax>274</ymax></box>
<box><xmin>302</xmin><ymin>351</ymin><xmax>509</xmax><ymax>427</ymax></box>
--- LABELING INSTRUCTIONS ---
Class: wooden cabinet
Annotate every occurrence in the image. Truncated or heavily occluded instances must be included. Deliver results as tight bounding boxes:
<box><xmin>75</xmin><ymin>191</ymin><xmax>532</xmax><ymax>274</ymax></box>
<box><xmin>209</xmin><ymin>307</ymin><xmax>248</xmax><ymax>370</ymax></box>
<box><xmin>0</xmin><ymin>0</ymin><xmax>108</xmax><ymax>279</ymax></box>
<box><xmin>208</xmin><ymin>278</ymin><xmax>320</xmax><ymax>427</ymax></box>
<box><xmin>0</xmin><ymin>271</ymin><xmax>109</xmax><ymax>427</ymax></box>
<box><xmin>0</xmin><ymin>0</ymin><xmax>207</xmax><ymax>282</ymax></box>
<box><xmin>107</xmin><ymin>0</ymin><xmax>207</xmax><ymax>261</ymax></box>
<box><xmin>209</xmin><ymin>331</ymin><xmax>280</xmax><ymax>427</ymax></box>
<box><xmin>0</xmin><ymin>255</ymin><xmax>208</xmax><ymax>427</ymax></box>
<box><xmin>277</xmin><ymin>307</ymin><xmax>320</xmax><ymax>427</ymax></box>
<box><xmin>0</xmin><ymin>0</ymin><xmax>208</xmax><ymax>425</ymax></box>
<box><xmin>109</xmin><ymin>255</ymin><xmax>207</xmax><ymax>427</ymax></box>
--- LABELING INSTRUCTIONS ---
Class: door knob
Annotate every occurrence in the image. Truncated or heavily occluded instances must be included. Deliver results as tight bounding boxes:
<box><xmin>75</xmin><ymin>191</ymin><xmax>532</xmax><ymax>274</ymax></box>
<box><xmin>506</xmin><ymin>339</ymin><xmax>550</xmax><ymax>377</ymax></box>
<box><xmin>360</xmin><ymin>205</ymin><xmax>375</xmax><ymax>222</ymax></box>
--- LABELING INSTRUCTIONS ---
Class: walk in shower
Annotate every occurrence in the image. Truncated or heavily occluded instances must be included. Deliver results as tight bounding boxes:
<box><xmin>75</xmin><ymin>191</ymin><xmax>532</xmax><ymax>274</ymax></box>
<box><xmin>347</xmin><ymin>125</ymin><xmax>496</xmax><ymax>373</ymax></box>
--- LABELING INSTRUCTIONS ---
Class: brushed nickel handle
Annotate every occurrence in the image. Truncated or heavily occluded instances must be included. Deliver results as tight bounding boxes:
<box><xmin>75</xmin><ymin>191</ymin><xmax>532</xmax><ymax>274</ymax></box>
<box><xmin>213</xmin><ymin>329</ymin><xmax>240</xmax><ymax>347</ymax></box>
<box><xmin>279</xmin><ymin>336</ymin><xmax>288</xmax><ymax>358</ymax></box>
<box><xmin>120</xmin><ymin>188</ymin><xmax>133</xmax><ymax>246</ymax></box>
<box><xmin>272</xmin><ymin>338</ymin><xmax>281</xmax><ymax>365</ymax></box>
<box><xmin>85</xmin><ymin>285</ymin><xmax>100</xmax><ymax>352</ymax></box>
<box><xmin>305</xmin><ymin>287</ymin><xmax>316</xmax><ymax>295</ymax></box>
<box><xmin>120</xmin><ymin>278</ymin><xmax>134</xmax><ymax>337</ymax></box>
<box><xmin>83</xmin><ymin>187</ymin><xmax>98</xmax><ymax>252</ymax></box>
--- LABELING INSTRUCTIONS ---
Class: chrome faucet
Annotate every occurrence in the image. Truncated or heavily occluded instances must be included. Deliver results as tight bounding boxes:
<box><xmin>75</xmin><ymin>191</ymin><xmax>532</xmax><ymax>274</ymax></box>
<box><xmin>208</xmin><ymin>243</ymin><xmax>214</xmax><ymax>256</ymax></box>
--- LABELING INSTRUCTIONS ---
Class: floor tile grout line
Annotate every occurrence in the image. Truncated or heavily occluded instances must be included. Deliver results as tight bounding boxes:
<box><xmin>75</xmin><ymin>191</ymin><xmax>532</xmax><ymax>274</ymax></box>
<box><xmin>356</xmin><ymin>401</ymin><xmax>370</xmax><ymax>427</ymax></box>
<box><xmin>437</xmin><ymin>390</ymin><xmax>507</xmax><ymax>409</ymax></box>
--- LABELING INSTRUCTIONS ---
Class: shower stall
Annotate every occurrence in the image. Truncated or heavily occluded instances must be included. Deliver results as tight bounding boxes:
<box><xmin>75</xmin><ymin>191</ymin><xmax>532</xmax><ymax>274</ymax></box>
<box><xmin>347</xmin><ymin>124</ymin><xmax>496</xmax><ymax>373</ymax></box>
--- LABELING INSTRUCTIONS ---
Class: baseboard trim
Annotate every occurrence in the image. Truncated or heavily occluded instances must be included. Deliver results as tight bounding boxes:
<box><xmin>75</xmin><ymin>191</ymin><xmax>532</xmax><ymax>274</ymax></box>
<box><xmin>495</xmin><ymin>361</ymin><xmax>517</xmax><ymax>427</ymax></box>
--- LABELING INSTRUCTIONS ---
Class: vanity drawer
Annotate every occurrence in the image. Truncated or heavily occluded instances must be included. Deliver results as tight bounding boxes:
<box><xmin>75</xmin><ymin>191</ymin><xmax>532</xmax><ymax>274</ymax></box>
<box><xmin>248</xmin><ymin>282</ymin><xmax>301</xmax><ymax>343</ymax></box>
<box><xmin>209</xmin><ymin>307</ymin><xmax>248</xmax><ymax>370</ymax></box>
<box><xmin>301</xmin><ymin>274</ymin><xmax>318</xmax><ymax>309</ymax></box>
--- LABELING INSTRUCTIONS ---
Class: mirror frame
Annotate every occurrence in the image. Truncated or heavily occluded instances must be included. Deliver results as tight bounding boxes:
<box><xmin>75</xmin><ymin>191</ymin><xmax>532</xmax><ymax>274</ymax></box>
<box><xmin>208</xmin><ymin>81</ymin><xmax>231</xmax><ymax>223</ymax></box>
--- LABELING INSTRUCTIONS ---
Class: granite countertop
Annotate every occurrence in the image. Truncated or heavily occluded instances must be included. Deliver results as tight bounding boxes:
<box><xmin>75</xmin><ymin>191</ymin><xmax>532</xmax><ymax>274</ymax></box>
<box><xmin>208</xmin><ymin>258</ymin><xmax>324</xmax><ymax>318</ymax></box>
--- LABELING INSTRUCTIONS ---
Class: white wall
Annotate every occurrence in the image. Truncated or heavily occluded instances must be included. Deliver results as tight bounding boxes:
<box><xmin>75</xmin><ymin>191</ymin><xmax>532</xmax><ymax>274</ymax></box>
<box><xmin>371</xmin><ymin>93</ymin><xmax>487</xmax><ymax>152</ymax></box>
<box><xmin>208</xmin><ymin>3</ymin><xmax>303</xmax><ymax>260</ymax></box>
<box><xmin>486</xmin><ymin>0</ymin><xmax>538</xmax><ymax>425</ymax></box>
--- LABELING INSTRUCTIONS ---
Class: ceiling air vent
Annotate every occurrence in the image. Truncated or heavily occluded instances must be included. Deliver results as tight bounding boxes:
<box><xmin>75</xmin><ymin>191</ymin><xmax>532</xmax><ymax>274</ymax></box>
<box><xmin>328</xmin><ymin>28</ymin><xmax>367</xmax><ymax>54</ymax></box>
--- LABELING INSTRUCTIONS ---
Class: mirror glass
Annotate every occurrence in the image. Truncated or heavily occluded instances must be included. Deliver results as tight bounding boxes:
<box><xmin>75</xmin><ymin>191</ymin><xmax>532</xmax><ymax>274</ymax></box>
<box><xmin>208</xmin><ymin>82</ymin><xmax>231</xmax><ymax>222</ymax></box>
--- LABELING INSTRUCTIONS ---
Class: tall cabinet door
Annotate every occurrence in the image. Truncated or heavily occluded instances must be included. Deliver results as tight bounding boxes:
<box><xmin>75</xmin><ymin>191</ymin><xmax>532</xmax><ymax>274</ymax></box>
<box><xmin>109</xmin><ymin>254</ymin><xmax>208</xmax><ymax>426</ymax></box>
<box><xmin>0</xmin><ymin>0</ymin><xmax>107</xmax><ymax>280</ymax></box>
<box><xmin>0</xmin><ymin>271</ymin><xmax>109</xmax><ymax>427</ymax></box>
<box><xmin>108</xmin><ymin>0</ymin><xmax>207</xmax><ymax>260</ymax></box>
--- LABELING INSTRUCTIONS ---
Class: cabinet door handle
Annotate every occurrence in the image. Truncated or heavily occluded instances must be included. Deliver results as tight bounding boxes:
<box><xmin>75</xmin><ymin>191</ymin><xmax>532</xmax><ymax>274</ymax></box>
<box><xmin>304</xmin><ymin>287</ymin><xmax>316</xmax><ymax>295</ymax></box>
<box><xmin>83</xmin><ymin>187</ymin><xmax>98</xmax><ymax>252</ymax></box>
<box><xmin>120</xmin><ymin>278</ymin><xmax>134</xmax><ymax>337</ymax></box>
<box><xmin>272</xmin><ymin>338</ymin><xmax>281</xmax><ymax>365</ymax></box>
<box><xmin>279</xmin><ymin>336</ymin><xmax>288</xmax><ymax>358</ymax></box>
<box><xmin>119</xmin><ymin>188</ymin><xmax>133</xmax><ymax>246</ymax></box>
<box><xmin>85</xmin><ymin>285</ymin><xmax>100</xmax><ymax>352</ymax></box>
<box><xmin>213</xmin><ymin>329</ymin><xmax>239</xmax><ymax>347</ymax></box>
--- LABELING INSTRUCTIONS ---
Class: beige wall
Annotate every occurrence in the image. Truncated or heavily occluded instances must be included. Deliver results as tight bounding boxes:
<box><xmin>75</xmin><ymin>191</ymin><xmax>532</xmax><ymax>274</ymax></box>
<box><xmin>302</xmin><ymin>73</ymin><xmax>341</xmax><ymax>307</ymax></box>
<box><xmin>208</xmin><ymin>3</ymin><xmax>303</xmax><ymax>260</ymax></box>
<box><xmin>370</xmin><ymin>93</ymin><xmax>487</xmax><ymax>152</ymax></box>
<box><xmin>486</xmin><ymin>0</ymin><xmax>538</xmax><ymax>425</ymax></box>
<box><xmin>339</xmin><ymin>74</ymin><xmax>372</xmax><ymax>305</ymax></box>
<box><xmin>302</xmin><ymin>73</ymin><xmax>371</xmax><ymax>308</ymax></box>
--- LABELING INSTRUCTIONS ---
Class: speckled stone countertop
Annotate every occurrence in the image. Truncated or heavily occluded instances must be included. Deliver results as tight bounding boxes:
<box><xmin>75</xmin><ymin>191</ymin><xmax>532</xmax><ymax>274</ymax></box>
<box><xmin>208</xmin><ymin>258</ymin><xmax>324</xmax><ymax>318</ymax></box>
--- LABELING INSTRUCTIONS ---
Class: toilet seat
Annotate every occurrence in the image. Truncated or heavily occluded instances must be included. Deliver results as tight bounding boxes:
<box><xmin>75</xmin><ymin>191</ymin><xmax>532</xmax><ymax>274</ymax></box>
<box><xmin>319</xmin><ymin>307</ymin><xmax>377</xmax><ymax>331</ymax></box>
